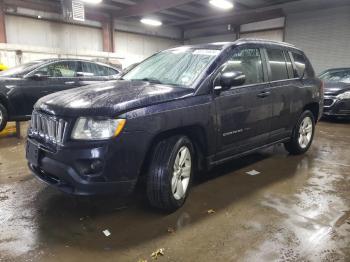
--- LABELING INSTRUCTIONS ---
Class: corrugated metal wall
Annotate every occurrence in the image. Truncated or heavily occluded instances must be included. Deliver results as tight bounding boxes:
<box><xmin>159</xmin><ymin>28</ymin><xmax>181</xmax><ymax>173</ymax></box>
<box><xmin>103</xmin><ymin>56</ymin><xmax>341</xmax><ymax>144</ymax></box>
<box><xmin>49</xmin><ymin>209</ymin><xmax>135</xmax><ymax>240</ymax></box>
<box><xmin>114</xmin><ymin>31</ymin><xmax>181</xmax><ymax>67</ymax></box>
<box><xmin>285</xmin><ymin>6</ymin><xmax>350</xmax><ymax>74</ymax></box>
<box><xmin>5</xmin><ymin>15</ymin><xmax>103</xmax><ymax>52</ymax></box>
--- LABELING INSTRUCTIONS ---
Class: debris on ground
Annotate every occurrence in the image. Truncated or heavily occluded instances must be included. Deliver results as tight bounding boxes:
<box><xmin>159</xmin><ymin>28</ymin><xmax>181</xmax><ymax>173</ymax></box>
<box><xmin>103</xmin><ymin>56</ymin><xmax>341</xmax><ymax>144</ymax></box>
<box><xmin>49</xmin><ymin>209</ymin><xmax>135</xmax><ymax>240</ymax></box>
<box><xmin>151</xmin><ymin>248</ymin><xmax>165</xmax><ymax>259</ymax></box>
<box><xmin>167</xmin><ymin>227</ymin><xmax>175</xmax><ymax>234</ymax></box>
<box><xmin>102</xmin><ymin>229</ymin><xmax>111</xmax><ymax>237</ymax></box>
<box><xmin>207</xmin><ymin>209</ymin><xmax>216</xmax><ymax>214</ymax></box>
<box><xmin>246</xmin><ymin>169</ymin><xmax>261</xmax><ymax>176</ymax></box>
<box><xmin>138</xmin><ymin>259</ymin><xmax>148</xmax><ymax>262</ymax></box>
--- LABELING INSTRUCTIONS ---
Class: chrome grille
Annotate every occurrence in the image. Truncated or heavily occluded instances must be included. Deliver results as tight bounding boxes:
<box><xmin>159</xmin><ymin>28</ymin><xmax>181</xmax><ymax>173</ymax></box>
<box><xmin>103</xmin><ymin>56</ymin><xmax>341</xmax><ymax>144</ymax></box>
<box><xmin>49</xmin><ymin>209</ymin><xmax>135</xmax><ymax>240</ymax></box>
<box><xmin>29</xmin><ymin>112</ymin><xmax>67</xmax><ymax>144</ymax></box>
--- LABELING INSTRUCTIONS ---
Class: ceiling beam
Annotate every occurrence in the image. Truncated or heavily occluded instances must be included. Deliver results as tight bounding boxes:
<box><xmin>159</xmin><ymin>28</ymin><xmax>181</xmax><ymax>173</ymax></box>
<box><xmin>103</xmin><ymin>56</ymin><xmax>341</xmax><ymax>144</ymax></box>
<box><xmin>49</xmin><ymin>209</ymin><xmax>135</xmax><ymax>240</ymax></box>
<box><xmin>4</xmin><ymin>0</ymin><xmax>61</xmax><ymax>13</ymax></box>
<box><xmin>168</xmin><ymin>8</ymin><xmax>284</xmax><ymax>29</ymax></box>
<box><xmin>111</xmin><ymin>0</ymin><xmax>198</xmax><ymax>18</ymax></box>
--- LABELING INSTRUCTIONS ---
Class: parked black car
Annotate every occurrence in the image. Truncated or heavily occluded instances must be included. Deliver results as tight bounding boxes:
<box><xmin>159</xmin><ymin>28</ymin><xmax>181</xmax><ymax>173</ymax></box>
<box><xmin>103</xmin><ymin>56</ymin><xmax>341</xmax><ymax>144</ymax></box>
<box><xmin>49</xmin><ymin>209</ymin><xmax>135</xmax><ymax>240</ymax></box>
<box><xmin>319</xmin><ymin>68</ymin><xmax>350</xmax><ymax>117</ymax></box>
<box><xmin>26</xmin><ymin>39</ymin><xmax>323</xmax><ymax>211</ymax></box>
<box><xmin>0</xmin><ymin>59</ymin><xmax>120</xmax><ymax>131</ymax></box>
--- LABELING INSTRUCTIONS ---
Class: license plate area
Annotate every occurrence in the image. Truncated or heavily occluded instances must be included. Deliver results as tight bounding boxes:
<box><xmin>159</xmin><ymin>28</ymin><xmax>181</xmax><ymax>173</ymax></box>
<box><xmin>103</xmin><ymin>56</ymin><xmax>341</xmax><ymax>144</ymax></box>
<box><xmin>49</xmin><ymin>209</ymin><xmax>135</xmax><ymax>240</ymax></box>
<box><xmin>26</xmin><ymin>140</ymin><xmax>40</xmax><ymax>166</ymax></box>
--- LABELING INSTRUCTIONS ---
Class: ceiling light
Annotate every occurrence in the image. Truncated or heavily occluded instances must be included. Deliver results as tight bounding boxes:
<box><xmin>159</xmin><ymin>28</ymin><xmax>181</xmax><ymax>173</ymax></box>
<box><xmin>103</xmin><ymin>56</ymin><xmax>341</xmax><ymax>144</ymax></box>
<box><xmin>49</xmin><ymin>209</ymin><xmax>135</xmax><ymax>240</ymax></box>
<box><xmin>81</xmin><ymin>0</ymin><xmax>103</xmax><ymax>4</ymax></box>
<box><xmin>140</xmin><ymin>18</ymin><xmax>162</xmax><ymax>27</ymax></box>
<box><xmin>209</xmin><ymin>0</ymin><xmax>234</xmax><ymax>10</ymax></box>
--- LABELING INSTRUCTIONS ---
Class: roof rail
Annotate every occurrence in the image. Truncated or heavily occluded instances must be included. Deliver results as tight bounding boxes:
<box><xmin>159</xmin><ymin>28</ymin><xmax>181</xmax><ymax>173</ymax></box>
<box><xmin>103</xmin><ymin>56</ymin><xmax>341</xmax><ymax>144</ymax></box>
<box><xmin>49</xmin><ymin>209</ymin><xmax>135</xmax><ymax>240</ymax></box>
<box><xmin>235</xmin><ymin>38</ymin><xmax>296</xmax><ymax>48</ymax></box>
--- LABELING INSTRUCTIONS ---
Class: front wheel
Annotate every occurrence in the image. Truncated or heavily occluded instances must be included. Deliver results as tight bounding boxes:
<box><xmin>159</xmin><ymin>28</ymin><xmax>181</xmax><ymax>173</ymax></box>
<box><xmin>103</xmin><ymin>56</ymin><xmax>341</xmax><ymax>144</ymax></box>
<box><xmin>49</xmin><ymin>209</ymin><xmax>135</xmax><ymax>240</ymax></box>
<box><xmin>284</xmin><ymin>110</ymin><xmax>315</xmax><ymax>155</ymax></box>
<box><xmin>0</xmin><ymin>103</ymin><xmax>8</xmax><ymax>132</ymax></box>
<box><xmin>146</xmin><ymin>135</ymin><xmax>194</xmax><ymax>212</ymax></box>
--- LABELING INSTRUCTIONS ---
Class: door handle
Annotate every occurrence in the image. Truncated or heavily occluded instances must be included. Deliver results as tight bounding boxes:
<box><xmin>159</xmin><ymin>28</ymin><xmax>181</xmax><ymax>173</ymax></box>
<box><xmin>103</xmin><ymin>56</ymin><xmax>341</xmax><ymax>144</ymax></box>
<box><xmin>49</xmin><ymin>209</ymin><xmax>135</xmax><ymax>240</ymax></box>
<box><xmin>257</xmin><ymin>91</ymin><xmax>271</xmax><ymax>98</ymax></box>
<box><xmin>65</xmin><ymin>81</ymin><xmax>75</xmax><ymax>85</ymax></box>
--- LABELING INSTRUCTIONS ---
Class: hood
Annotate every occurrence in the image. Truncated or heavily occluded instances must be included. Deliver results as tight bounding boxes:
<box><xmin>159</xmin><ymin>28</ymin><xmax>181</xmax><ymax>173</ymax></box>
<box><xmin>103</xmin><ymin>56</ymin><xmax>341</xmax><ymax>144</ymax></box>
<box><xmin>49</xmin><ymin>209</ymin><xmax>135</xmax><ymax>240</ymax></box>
<box><xmin>35</xmin><ymin>80</ymin><xmax>194</xmax><ymax>117</ymax></box>
<box><xmin>324</xmin><ymin>81</ymin><xmax>350</xmax><ymax>95</ymax></box>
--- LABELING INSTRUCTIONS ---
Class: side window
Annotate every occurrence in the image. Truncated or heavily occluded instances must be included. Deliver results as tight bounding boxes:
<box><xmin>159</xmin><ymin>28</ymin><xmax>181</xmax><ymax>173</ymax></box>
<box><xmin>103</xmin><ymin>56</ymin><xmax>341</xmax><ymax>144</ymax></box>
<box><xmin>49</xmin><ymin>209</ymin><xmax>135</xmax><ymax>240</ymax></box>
<box><xmin>108</xmin><ymin>67</ymin><xmax>119</xmax><ymax>76</ymax></box>
<box><xmin>266</xmin><ymin>49</ymin><xmax>289</xmax><ymax>81</ymax></box>
<box><xmin>37</xmin><ymin>61</ymin><xmax>77</xmax><ymax>77</ymax></box>
<box><xmin>292</xmin><ymin>52</ymin><xmax>307</xmax><ymax>77</ymax></box>
<box><xmin>80</xmin><ymin>62</ymin><xmax>99</xmax><ymax>76</ymax></box>
<box><xmin>222</xmin><ymin>48</ymin><xmax>264</xmax><ymax>86</ymax></box>
<box><xmin>80</xmin><ymin>62</ymin><xmax>111</xmax><ymax>77</ymax></box>
<box><xmin>285</xmin><ymin>51</ymin><xmax>295</xmax><ymax>78</ymax></box>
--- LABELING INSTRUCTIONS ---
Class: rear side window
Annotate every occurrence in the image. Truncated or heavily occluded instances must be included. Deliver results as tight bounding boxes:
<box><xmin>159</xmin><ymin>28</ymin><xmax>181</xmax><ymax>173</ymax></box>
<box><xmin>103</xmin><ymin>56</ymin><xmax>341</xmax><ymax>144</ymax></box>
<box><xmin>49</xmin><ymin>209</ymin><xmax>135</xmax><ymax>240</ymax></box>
<box><xmin>80</xmin><ymin>62</ymin><xmax>111</xmax><ymax>77</ymax></box>
<box><xmin>266</xmin><ymin>49</ymin><xmax>289</xmax><ymax>81</ymax></box>
<box><xmin>292</xmin><ymin>52</ymin><xmax>307</xmax><ymax>77</ymax></box>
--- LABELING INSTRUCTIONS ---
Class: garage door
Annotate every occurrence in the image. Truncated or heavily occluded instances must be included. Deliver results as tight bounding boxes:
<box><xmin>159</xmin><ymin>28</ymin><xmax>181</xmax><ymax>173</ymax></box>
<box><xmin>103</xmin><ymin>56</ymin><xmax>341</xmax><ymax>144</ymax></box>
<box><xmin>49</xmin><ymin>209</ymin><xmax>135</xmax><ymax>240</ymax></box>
<box><xmin>240</xmin><ymin>29</ymin><xmax>284</xmax><ymax>42</ymax></box>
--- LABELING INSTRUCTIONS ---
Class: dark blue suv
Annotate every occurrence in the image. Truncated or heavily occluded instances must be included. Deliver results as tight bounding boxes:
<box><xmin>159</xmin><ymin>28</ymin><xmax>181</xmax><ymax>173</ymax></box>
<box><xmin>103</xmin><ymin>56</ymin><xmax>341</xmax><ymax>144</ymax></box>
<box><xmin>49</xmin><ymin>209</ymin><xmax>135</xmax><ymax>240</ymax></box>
<box><xmin>26</xmin><ymin>39</ymin><xmax>323</xmax><ymax>211</ymax></box>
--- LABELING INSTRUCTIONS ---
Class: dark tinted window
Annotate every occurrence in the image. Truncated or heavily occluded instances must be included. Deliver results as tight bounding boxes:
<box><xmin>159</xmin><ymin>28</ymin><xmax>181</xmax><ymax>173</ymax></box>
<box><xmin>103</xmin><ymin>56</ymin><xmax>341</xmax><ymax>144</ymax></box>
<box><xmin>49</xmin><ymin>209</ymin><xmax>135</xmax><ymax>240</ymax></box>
<box><xmin>292</xmin><ymin>52</ymin><xmax>307</xmax><ymax>77</ymax></box>
<box><xmin>266</xmin><ymin>49</ymin><xmax>288</xmax><ymax>81</ymax></box>
<box><xmin>222</xmin><ymin>48</ymin><xmax>264</xmax><ymax>85</ymax></box>
<box><xmin>37</xmin><ymin>61</ymin><xmax>78</xmax><ymax>77</ymax></box>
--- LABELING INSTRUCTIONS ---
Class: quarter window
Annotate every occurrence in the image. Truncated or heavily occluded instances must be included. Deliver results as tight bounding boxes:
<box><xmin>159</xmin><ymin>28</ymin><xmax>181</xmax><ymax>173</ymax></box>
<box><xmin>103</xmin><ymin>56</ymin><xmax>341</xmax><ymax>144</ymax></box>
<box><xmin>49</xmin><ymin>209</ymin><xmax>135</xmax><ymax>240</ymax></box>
<box><xmin>292</xmin><ymin>52</ymin><xmax>307</xmax><ymax>78</ymax></box>
<box><xmin>266</xmin><ymin>49</ymin><xmax>289</xmax><ymax>81</ymax></box>
<box><xmin>223</xmin><ymin>48</ymin><xmax>264</xmax><ymax>86</ymax></box>
<box><xmin>36</xmin><ymin>61</ymin><xmax>78</xmax><ymax>77</ymax></box>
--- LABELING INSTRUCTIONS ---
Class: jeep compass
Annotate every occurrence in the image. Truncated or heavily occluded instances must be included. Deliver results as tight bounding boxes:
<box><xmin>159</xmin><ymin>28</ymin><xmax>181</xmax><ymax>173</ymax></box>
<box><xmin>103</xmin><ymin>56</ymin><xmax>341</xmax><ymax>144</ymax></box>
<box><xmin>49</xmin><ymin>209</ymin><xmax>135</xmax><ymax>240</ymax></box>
<box><xmin>26</xmin><ymin>39</ymin><xmax>323</xmax><ymax>211</ymax></box>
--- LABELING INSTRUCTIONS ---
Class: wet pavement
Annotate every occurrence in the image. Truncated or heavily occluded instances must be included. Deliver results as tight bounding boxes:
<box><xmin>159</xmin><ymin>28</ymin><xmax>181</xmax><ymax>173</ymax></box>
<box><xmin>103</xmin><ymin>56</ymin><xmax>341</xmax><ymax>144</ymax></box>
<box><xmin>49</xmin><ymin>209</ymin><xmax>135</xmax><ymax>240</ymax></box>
<box><xmin>0</xmin><ymin>120</ymin><xmax>349</xmax><ymax>262</ymax></box>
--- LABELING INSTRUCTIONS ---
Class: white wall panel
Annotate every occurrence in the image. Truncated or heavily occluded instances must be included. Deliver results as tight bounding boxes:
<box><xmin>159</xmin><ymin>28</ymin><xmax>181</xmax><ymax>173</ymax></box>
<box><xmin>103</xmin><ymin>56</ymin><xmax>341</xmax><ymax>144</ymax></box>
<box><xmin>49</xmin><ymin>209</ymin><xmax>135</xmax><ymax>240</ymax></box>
<box><xmin>5</xmin><ymin>15</ymin><xmax>103</xmax><ymax>52</ymax></box>
<box><xmin>285</xmin><ymin>6</ymin><xmax>350</xmax><ymax>74</ymax></box>
<box><xmin>240</xmin><ymin>29</ymin><xmax>284</xmax><ymax>42</ymax></box>
<box><xmin>185</xmin><ymin>34</ymin><xmax>236</xmax><ymax>45</ymax></box>
<box><xmin>115</xmin><ymin>31</ymin><xmax>181</xmax><ymax>67</ymax></box>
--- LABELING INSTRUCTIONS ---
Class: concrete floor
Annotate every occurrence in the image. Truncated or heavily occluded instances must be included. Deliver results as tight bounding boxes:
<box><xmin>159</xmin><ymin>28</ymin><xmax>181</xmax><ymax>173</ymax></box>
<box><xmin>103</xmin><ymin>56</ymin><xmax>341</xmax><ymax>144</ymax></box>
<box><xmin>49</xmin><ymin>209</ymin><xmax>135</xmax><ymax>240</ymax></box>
<box><xmin>0</xmin><ymin>120</ymin><xmax>349</xmax><ymax>262</ymax></box>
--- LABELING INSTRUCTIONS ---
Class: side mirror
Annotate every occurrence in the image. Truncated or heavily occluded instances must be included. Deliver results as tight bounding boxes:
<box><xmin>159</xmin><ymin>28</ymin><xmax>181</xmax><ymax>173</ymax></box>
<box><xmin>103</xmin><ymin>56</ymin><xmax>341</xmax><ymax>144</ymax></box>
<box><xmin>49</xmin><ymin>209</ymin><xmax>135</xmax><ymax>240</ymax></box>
<box><xmin>30</xmin><ymin>73</ymin><xmax>49</xmax><ymax>81</ymax></box>
<box><xmin>214</xmin><ymin>70</ymin><xmax>246</xmax><ymax>92</ymax></box>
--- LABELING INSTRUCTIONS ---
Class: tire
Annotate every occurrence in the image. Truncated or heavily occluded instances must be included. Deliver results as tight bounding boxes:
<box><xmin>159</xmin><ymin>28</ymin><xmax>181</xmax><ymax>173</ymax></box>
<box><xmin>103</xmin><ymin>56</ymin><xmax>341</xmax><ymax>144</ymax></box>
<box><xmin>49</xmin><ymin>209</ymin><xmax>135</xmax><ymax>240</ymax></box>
<box><xmin>284</xmin><ymin>110</ymin><xmax>315</xmax><ymax>155</ymax></box>
<box><xmin>146</xmin><ymin>135</ymin><xmax>194</xmax><ymax>212</ymax></box>
<box><xmin>0</xmin><ymin>103</ymin><xmax>8</xmax><ymax>133</ymax></box>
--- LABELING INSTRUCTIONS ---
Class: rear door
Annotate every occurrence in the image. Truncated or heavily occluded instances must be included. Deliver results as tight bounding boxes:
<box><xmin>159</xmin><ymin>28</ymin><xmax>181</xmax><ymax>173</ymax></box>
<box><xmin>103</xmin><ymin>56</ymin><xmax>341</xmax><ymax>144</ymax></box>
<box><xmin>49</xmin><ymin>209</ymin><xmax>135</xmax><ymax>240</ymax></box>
<box><xmin>214</xmin><ymin>46</ymin><xmax>273</xmax><ymax>160</ymax></box>
<box><xmin>264</xmin><ymin>48</ymin><xmax>299</xmax><ymax>142</ymax></box>
<box><xmin>22</xmin><ymin>61</ymin><xmax>79</xmax><ymax>115</ymax></box>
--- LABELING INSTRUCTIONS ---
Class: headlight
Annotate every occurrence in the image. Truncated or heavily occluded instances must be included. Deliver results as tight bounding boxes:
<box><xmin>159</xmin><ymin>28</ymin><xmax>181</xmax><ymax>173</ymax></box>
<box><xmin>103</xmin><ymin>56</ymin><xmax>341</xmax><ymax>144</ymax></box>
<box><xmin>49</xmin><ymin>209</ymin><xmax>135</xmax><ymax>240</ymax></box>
<box><xmin>71</xmin><ymin>118</ymin><xmax>126</xmax><ymax>140</ymax></box>
<box><xmin>337</xmin><ymin>91</ymin><xmax>350</xmax><ymax>100</ymax></box>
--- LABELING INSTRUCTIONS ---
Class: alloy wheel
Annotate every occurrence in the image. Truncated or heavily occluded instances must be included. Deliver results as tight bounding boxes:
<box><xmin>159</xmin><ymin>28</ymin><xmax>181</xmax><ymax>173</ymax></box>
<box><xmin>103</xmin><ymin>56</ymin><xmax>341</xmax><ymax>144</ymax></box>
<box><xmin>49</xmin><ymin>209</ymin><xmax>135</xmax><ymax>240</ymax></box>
<box><xmin>171</xmin><ymin>146</ymin><xmax>192</xmax><ymax>200</ymax></box>
<box><xmin>298</xmin><ymin>116</ymin><xmax>313</xmax><ymax>149</ymax></box>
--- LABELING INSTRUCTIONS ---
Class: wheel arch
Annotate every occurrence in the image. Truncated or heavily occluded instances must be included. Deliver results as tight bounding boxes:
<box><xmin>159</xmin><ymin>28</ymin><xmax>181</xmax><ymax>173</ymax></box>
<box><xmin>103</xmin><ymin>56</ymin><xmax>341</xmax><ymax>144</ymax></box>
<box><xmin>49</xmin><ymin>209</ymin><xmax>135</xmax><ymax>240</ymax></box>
<box><xmin>303</xmin><ymin>102</ymin><xmax>319</xmax><ymax>123</ymax></box>
<box><xmin>139</xmin><ymin>125</ymin><xmax>208</xmax><ymax>179</ymax></box>
<box><xmin>0</xmin><ymin>94</ymin><xmax>8</xmax><ymax>110</ymax></box>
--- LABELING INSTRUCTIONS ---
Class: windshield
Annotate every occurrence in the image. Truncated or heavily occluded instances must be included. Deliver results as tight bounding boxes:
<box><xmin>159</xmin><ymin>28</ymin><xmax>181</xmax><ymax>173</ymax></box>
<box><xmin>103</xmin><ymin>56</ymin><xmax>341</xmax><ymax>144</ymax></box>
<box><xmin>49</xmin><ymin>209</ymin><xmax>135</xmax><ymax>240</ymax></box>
<box><xmin>0</xmin><ymin>61</ymin><xmax>44</xmax><ymax>77</ymax></box>
<box><xmin>123</xmin><ymin>48</ymin><xmax>220</xmax><ymax>88</ymax></box>
<box><xmin>319</xmin><ymin>69</ymin><xmax>350</xmax><ymax>83</ymax></box>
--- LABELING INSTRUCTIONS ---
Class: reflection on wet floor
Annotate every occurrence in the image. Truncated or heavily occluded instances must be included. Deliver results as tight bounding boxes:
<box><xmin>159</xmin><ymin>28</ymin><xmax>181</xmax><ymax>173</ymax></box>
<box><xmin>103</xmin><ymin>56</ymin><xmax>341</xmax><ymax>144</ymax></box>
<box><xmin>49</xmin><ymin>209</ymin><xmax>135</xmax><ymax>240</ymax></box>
<box><xmin>0</xmin><ymin>120</ymin><xmax>349</xmax><ymax>262</ymax></box>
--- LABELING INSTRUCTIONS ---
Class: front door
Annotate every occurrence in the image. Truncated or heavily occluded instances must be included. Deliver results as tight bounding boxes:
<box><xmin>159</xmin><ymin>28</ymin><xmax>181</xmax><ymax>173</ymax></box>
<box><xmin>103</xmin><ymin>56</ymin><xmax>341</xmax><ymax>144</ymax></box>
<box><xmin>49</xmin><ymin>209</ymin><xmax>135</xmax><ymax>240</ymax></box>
<box><xmin>214</xmin><ymin>46</ymin><xmax>273</xmax><ymax>160</ymax></box>
<box><xmin>22</xmin><ymin>61</ymin><xmax>79</xmax><ymax>115</ymax></box>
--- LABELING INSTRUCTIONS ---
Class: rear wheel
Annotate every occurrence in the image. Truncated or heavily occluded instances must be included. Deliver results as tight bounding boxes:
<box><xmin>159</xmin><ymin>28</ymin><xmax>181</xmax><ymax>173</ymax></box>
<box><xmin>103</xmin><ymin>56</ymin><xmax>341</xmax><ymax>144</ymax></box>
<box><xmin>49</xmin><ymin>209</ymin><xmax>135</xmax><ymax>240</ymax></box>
<box><xmin>284</xmin><ymin>110</ymin><xmax>315</xmax><ymax>155</ymax></box>
<box><xmin>146</xmin><ymin>135</ymin><xmax>194</xmax><ymax>212</ymax></box>
<box><xmin>0</xmin><ymin>103</ymin><xmax>8</xmax><ymax>132</ymax></box>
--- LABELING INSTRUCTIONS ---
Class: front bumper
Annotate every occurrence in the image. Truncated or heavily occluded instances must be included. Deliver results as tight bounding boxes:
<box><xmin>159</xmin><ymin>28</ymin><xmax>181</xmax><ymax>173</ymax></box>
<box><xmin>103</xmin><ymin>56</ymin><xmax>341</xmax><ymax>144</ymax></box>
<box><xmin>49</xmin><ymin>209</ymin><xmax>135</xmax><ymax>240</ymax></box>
<box><xmin>323</xmin><ymin>96</ymin><xmax>350</xmax><ymax>116</ymax></box>
<box><xmin>26</xmin><ymin>131</ymin><xmax>150</xmax><ymax>196</ymax></box>
<box><xmin>29</xmin><ymin>161</ymin><xmax>136</xmax><ymax>196</ymax></box>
